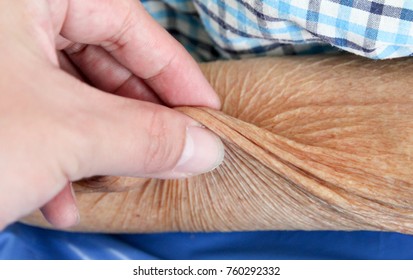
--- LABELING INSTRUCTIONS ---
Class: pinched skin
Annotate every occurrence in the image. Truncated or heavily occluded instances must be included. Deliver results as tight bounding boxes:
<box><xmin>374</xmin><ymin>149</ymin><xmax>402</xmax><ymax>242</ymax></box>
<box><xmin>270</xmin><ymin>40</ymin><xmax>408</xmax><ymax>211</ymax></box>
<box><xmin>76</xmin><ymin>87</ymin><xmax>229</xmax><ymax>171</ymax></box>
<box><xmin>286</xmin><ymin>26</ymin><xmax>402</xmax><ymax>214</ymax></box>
<box><xmin>23</xmin><ymin>55</ymin><xmax>413</xmax><ymax>233</ymax></box>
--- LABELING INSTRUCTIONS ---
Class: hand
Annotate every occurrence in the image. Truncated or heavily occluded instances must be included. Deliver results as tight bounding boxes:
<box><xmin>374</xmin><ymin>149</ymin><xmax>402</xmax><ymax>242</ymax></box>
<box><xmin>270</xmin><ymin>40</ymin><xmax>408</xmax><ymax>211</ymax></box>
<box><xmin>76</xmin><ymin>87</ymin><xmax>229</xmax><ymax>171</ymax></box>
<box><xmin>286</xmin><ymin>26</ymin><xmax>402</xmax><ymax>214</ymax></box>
<box><xmin>0</xmin><ymin>0</ymin><xmax>224</xmax><ymax>229</ymax></box>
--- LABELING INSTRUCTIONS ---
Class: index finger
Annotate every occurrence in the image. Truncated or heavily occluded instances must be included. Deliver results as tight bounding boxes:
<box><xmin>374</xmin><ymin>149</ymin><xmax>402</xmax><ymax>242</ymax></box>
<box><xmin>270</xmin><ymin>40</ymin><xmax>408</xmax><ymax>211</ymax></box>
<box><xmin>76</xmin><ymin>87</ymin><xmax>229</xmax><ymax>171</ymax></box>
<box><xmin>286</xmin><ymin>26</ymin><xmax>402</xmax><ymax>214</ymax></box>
<box><xmin>59</xmin><ymin>0</ymin><xmax>221</xmax><ymax>109</ymax></box>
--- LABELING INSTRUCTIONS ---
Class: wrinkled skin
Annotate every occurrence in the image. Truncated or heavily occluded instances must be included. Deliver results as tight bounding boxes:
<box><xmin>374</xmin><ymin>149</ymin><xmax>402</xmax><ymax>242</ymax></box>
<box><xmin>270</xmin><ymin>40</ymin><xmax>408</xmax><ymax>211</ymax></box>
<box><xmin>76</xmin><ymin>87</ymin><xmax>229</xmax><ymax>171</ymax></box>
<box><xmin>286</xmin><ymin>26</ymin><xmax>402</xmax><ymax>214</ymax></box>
<box><xmin>23</xmin><ymin>55</ymin><xmax>413</xmax><ymax>233</ymax></box>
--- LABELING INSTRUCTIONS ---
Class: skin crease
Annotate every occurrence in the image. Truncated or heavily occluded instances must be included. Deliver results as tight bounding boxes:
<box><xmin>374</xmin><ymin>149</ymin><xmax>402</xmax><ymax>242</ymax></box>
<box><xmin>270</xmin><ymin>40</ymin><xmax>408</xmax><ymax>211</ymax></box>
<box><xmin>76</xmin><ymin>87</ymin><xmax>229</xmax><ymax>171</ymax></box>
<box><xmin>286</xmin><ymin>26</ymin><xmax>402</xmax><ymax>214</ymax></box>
<box><xmin>23</xmin><ymin>55</ymin><xmax>413</xmax><ymax>233</ymax></box>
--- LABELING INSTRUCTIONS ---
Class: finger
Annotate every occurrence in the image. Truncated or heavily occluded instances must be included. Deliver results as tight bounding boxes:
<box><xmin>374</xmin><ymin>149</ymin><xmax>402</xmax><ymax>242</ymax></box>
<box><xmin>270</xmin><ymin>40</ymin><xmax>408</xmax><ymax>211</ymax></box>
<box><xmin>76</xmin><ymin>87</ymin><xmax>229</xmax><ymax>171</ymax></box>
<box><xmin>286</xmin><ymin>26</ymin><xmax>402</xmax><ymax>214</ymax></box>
<box><xmin>61</xmin><ymin>73</ymin><xmax>224</xmax><ymax>181</ymax></box>
<box><xmin>57</xmin><ymin>0</ymin><xmax>221</xmax><ymax>108</ymax></box>
<box><xmin>40</xmin><ymin>182</ymin><xmax>79</xmax><ymax>228</ymax></box>
<box><xmin>64</xmin><ymin>44</ymin><xmax>162</xmax><ymax>103</ymax></box>
<box><xmin>57</xmin><ymin>39</ymin><xmax>160</xmax><ymax>103</ymax></box>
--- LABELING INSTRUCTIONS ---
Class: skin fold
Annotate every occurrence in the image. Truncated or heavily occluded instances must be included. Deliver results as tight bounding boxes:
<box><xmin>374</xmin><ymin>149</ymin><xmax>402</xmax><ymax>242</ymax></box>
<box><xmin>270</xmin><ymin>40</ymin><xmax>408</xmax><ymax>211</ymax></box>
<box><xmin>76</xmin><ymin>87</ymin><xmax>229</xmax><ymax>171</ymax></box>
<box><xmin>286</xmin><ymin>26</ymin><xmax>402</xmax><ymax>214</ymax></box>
<box><xmin>22</xmin><ymin>55</ymin><xmax>413</xmax><ymax>233</ymax></box>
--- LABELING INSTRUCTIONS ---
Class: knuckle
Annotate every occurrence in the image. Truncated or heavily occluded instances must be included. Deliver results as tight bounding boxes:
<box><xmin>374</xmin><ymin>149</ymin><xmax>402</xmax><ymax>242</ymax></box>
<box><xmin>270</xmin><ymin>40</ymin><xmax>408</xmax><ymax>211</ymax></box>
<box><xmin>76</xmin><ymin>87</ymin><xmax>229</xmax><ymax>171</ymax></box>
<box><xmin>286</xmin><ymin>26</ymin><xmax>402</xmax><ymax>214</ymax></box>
<box><xmin>144</xmin><ymin>50</ymin><xmax>178</xmax><ymax>81</ymax></box>
<box><xmin>100</xmin><ymin>6</ymin><xmax>135</xmax><ymax>53</ymax></box>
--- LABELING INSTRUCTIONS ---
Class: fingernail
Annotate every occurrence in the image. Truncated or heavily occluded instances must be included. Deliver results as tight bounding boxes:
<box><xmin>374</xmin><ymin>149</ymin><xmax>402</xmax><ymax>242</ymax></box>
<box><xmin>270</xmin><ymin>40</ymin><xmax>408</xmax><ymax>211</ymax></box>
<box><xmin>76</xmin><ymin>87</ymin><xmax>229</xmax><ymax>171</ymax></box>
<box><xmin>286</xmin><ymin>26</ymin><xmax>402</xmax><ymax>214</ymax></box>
<box><xmin>173</xmin><ymin>126</ymin><xmax>224</xmax><ymax>177</ymax></box>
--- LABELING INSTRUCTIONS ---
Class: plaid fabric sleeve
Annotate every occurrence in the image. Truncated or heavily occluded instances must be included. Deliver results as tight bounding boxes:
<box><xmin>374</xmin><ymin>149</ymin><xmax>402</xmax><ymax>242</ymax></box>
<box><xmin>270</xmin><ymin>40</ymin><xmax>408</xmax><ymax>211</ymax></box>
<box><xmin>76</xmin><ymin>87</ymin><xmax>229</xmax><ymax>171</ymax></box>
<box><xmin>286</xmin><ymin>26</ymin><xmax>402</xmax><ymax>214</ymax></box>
<box><xmin>192</xmin><ymin>0</ymin><xmax>413</xmax><ymax>59</ymax></box>
<box><xmin>142</xmin><ymin>0</ymin><xmax>337</xmax><ymax>60</ymax></box>
<box><xmin>142</xmin><ymin>0</ymin><xmax>413</xmax><ymax>60</ymax></box>
<box><xmin>141</xmin><ymin>0</ymin><xmax>221</xmax><ymax>61</ymax></box>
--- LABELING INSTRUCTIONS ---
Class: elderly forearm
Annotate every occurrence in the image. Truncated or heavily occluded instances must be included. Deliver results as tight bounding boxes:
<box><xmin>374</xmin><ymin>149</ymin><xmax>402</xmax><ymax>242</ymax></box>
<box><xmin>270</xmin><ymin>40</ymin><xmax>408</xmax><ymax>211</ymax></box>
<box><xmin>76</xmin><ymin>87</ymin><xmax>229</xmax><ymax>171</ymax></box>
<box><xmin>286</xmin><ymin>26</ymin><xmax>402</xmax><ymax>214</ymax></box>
<box><xmin>22</xmin><ymin>55</ymin><xmax>413</xmax><ymax>233</ymax></box>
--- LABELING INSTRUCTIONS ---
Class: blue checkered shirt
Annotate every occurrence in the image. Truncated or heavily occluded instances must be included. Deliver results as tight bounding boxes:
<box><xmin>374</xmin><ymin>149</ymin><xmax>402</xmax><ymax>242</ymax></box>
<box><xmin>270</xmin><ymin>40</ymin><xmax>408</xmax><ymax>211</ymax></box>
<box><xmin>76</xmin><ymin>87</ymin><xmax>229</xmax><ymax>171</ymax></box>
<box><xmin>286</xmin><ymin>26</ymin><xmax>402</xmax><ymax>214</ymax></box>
<box><xmin>142</xmin><ymin>0</ymin><xmax>413</xmax><ymax>61</ymax></box>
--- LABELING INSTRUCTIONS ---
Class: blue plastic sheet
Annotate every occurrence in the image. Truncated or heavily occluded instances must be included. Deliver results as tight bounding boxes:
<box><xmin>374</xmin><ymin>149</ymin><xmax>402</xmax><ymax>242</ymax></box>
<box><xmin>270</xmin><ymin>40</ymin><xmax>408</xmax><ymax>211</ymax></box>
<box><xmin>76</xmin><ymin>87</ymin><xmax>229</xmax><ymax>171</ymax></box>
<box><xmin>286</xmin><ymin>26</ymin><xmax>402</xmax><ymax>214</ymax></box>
<box><xmin>1</xmin><ymin>223</ymin><xmax>412</xmax><ymax>259</ymax></box>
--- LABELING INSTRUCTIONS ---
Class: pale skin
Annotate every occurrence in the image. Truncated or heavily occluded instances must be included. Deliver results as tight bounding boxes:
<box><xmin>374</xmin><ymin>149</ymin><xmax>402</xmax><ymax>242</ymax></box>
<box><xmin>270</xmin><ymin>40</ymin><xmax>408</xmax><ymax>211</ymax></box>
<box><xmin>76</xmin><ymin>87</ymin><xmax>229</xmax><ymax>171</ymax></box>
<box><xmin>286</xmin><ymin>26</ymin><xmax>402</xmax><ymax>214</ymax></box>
<box><xmin>0</xmin><ymin>0</ymin><xmax>225</xmax><ymax>230</ymax></box>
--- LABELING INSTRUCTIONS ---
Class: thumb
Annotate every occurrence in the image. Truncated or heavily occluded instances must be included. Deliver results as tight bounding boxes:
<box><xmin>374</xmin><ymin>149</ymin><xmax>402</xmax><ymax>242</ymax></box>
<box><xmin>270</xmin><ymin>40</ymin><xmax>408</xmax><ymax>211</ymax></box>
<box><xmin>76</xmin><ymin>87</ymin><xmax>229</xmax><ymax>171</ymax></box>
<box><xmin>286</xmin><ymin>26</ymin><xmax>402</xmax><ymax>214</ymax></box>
<box><xmin>68</xmin><ymin>84</ymin><xmax>225</xmax><ymax>181</ymax></box>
